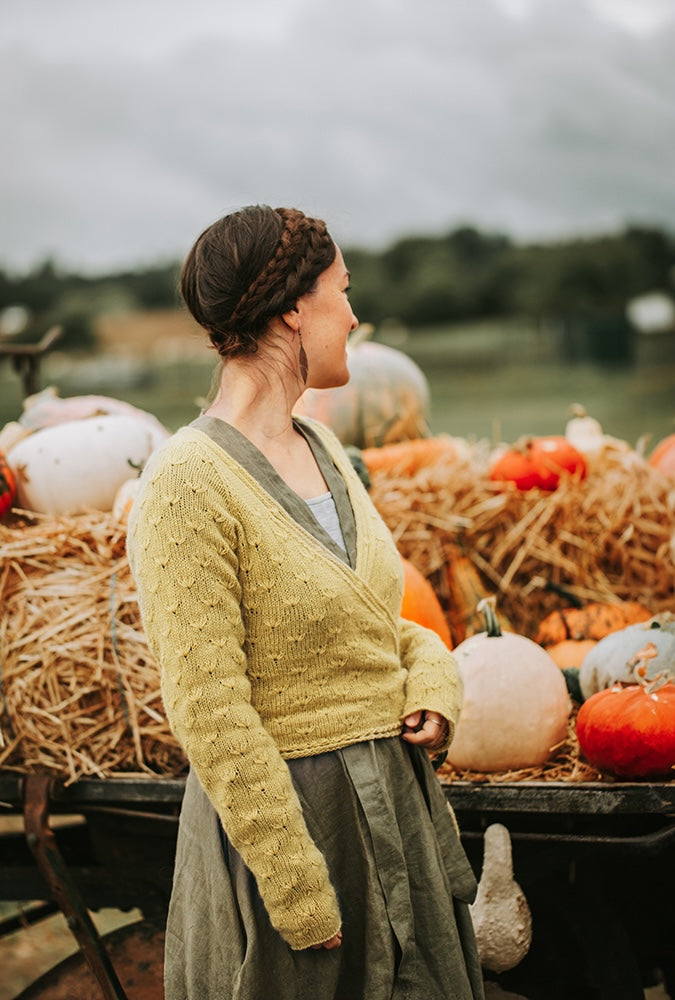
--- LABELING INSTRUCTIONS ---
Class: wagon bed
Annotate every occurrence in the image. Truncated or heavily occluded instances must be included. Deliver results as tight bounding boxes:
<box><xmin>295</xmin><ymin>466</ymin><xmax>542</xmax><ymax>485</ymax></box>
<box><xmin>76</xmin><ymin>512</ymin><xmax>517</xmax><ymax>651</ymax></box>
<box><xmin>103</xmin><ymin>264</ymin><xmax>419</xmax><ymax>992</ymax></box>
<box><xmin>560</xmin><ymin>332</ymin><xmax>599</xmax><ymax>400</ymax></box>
<box><xmin>1</xmin><ymin>773</ymin><xmax>673</xmax><ymax>999</ymax></box>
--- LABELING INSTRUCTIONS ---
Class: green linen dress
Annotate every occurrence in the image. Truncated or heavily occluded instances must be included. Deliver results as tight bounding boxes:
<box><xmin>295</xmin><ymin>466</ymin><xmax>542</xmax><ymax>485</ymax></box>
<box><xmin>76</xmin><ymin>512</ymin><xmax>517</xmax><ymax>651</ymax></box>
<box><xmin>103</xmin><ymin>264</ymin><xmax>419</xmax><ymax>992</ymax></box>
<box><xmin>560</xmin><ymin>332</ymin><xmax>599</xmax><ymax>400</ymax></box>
<box><xmin>163</xmin><ymin>415</ymin><xmax>485</xmax><ymax>1000</ymax></box>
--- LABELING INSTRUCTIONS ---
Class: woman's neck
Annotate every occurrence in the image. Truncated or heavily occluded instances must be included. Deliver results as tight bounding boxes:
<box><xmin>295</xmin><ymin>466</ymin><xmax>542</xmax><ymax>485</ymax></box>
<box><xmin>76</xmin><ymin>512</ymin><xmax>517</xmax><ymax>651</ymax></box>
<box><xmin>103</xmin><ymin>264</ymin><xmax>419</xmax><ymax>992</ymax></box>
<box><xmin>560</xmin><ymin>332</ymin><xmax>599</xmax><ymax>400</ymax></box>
<box><xmin>204</xmin><ymin>353</ymin><xmax>303</xmax><ymax>449</ymax></box>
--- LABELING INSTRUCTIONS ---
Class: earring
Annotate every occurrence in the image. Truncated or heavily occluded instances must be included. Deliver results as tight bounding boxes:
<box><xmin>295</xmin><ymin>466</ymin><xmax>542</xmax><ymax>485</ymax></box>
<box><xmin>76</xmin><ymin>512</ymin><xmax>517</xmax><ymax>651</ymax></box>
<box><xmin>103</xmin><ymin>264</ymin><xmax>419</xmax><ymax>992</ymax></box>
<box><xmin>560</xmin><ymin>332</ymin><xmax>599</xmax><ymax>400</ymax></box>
<box><xmin>297</xmin><ymin>329</ymin><xmax>308</xmax><ymax>384</ymax></box>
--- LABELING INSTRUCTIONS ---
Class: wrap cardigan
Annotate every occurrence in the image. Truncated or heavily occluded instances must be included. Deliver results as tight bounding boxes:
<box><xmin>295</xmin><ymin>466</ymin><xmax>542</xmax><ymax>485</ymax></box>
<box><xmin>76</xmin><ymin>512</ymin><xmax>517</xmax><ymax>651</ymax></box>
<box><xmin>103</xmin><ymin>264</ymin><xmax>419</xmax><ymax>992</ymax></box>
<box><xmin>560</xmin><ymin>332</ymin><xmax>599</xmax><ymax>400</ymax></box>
<box><xmin>126</xmin><ymin>416</ymin><xmax>464</xmax><ymax>950</ymax></box>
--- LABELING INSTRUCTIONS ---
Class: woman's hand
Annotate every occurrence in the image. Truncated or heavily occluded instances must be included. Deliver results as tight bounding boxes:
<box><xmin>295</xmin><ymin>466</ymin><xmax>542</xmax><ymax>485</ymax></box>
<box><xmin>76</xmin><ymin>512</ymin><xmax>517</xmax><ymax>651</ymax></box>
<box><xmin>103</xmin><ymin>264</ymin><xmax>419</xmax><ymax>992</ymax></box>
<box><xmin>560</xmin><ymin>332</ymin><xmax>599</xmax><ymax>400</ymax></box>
<box><xmin>401</xmin><ymin>709</ymin><xmax>449</xmax><ymax>750</ymax></box>
<box><xmin>311</xmin><ymin>930</ymin><xmax>343</xmax><ymax>950</ymax></box>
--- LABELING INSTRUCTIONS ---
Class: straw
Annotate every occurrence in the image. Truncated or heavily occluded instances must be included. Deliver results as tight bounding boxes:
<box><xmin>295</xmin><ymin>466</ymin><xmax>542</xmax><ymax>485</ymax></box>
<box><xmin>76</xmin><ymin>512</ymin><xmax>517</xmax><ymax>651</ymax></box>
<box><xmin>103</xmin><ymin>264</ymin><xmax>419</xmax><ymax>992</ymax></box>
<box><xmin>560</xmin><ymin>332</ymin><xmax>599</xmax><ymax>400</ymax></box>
<box><xmin>368</xmin><ymin>442</ymin><xmax>675</xmax><ymax>638</ymax></box>
<box><xmin>0</xmin><ymin>509</ymin><xmax>186</xmax><ymax>783</ymax></box>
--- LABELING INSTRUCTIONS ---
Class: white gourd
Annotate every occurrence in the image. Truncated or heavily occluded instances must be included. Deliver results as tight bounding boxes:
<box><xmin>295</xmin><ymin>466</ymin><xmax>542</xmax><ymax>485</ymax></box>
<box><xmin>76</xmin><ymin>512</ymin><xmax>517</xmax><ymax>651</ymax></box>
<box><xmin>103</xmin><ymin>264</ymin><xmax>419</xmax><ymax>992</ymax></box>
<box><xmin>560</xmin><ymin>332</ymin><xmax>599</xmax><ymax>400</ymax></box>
<box><xmin>564</xmin><ymin>404</ymin><xmax>607</xmax><ymax>454</ymax></box>
<box><xmin>7</xmin><ymin>414</ymin><xmax>169</xmax><ymax>515</ymax></box>
<box><xmin>564</xmin><ymin>403</ymin><xmax>641</xmax><ymax>470</ymax></box>
<box><xmin>470</xmin><ymin>823</ymin><xmax>533</xmax><ymax>974</ymax></box>
<box><xmin>578</xmin><ymin>618</ymin><xmax>675</xmax><ymax>701</ymax></box>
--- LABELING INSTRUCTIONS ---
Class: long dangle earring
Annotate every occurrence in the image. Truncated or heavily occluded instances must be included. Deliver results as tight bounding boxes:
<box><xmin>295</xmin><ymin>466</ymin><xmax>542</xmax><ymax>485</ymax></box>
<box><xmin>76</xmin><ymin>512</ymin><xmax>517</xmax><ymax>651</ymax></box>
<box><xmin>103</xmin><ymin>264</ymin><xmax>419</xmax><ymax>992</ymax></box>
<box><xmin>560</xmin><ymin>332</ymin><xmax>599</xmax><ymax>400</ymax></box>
<box><xmin>297</xmin><ymin>329</ymin><xmax>309</xmax><ymax>384</ymax></box>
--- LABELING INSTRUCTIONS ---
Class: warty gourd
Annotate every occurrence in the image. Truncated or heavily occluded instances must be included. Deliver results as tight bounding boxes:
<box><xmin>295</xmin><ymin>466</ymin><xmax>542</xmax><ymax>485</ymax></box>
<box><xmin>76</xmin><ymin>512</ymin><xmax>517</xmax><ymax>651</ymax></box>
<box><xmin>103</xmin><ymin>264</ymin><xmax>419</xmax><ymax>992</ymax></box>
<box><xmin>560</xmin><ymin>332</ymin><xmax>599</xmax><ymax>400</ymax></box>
<box><xmin>469</xmin><ymin>823</ymin><xmax>533</xmax><ymax>974</ymax></box>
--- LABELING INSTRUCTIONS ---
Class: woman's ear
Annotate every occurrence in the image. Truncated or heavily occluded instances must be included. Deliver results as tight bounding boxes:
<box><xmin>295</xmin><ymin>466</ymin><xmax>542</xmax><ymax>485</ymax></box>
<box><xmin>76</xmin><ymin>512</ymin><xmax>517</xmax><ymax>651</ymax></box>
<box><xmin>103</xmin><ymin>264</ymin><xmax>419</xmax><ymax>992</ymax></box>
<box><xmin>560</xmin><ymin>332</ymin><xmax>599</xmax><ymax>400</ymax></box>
<box><xmin>280</xmin><ymin>305</ymin><xmax>300</xmax><ymax>332</ymax></box>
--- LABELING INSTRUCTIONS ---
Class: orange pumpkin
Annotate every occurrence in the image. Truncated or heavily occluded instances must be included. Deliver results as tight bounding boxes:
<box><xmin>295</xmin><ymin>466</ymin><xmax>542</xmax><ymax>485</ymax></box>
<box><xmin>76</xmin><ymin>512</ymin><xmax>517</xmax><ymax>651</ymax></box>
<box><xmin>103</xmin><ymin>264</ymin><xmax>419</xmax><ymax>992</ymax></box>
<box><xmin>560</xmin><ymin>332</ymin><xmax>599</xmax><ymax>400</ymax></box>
<box><xmin>535</xmin><ymin>601</ymin><xmax>652</xmax><ymax>648</ymax></box>
<box><xmin>294</xmin><ymin>328</ymin><xmax>430</xmax><ymax>449</ymax></box>
<box><xmin>577</xmin><ymin>671</ymin><xmax>675</xmax><ymax>778</ymax></box>
<box><xmin>546</xmin><ymin>638</ymin><xmax>598</xmax><ymax>669</ymax></box>
<box><xmin>649</xmin><ymin>433</ymin><xmax>675</xmax><ymax>478</ymax></box>
<box><xmin>489</xmin><ymin>436</ymin><xmax>587</xmax><ymax>491</ymax></box>
<box><xmin>361</xmin><ymin>436</ymin><xmax>463</xmax><ymax>478</ymax></box>
<box><xmin>0</xmin><ymin>450</ymin><xmax>16</xmax><ymax>518</ymax></box>
<box><xmin>400</xmin><ymin>557</ymin><xmax>453</xmax><ymax>648</ymax></box>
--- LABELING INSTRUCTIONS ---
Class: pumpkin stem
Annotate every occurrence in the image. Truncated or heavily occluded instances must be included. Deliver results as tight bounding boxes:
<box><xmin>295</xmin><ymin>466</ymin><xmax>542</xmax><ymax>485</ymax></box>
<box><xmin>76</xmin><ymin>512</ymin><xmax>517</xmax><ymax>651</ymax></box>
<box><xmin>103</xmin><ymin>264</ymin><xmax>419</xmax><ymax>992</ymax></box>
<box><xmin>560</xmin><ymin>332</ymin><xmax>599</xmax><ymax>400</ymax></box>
<box><xmin>477</xmin><ymin>596</ymin><xmax>502</xmax><ymax>638</ymax></box>
<box><xmin>628</xmin><ymin>642</ymin><xmax>663</xmax><ymax>689</ymax></box>
<box><xmin>645</xmin><ymin>673</ymin><xmax>671</xmax><ymax>695</ymax></box>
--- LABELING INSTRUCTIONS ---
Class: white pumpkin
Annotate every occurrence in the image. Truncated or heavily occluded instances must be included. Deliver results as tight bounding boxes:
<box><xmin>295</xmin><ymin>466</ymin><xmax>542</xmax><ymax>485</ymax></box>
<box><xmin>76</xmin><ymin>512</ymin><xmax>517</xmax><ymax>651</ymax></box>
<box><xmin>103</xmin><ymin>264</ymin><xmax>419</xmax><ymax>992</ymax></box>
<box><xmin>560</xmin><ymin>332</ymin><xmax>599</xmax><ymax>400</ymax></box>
<box><xmin>447</xmin><ymin>601</ymin><xmax>571</xmax><ymax>772</ymax></box>
<box><xmin>7</xmin><ymin>414</ymin><xmax>169</xmax><ymax>515</ymax></box>
<box><xmin>293</xmin><ymin>324</ymin><xmax>431</xmax><ymax>449</ymax></box>
<box><xmin>19</xmin><ymin>386</ymin><xmax>169</xmax><ymax>438</ymax></box>
<box><xmin>578</xmin><ymin>618</ymin><xmax>675</xmax><ymax>701</ymax></box>
<box><xmin>0</xmin><ymin>420</ymin><xmax>31</xmax><ymax>453</ymax></box>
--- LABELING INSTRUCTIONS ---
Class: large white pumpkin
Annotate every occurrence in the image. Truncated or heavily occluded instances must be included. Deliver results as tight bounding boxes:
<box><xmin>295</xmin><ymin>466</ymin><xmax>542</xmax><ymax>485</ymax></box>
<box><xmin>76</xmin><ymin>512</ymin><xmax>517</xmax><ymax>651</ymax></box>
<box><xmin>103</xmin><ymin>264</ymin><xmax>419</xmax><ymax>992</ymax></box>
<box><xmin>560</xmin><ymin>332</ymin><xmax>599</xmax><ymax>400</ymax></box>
<box><xmin>293</xmin><ymin>326</ymin><xmax>430</xmax><ymax>449</ymax></box>
<box><xmin>7</xmin><ymin>414</ymin><xmax>169</xmax><ymax>515</ymax></box>
<box><xmin>447</xmin><ymin>605</ymin><xmax>571</xmax><ymax>772</ymax></box>
<box><xmin>19</xmin><ymin>386</ymin><xmax>169</xmax><ymax>438</ymax></box>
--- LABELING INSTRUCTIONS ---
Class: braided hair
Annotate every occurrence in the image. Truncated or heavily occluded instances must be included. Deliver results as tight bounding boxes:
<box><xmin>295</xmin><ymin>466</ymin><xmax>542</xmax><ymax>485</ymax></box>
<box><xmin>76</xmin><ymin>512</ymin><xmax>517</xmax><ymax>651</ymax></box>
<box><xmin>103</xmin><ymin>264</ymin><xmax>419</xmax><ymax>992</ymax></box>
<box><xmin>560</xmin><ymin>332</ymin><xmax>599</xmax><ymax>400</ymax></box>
<box><xmin>180</xmin><ymin>205</ymin><xmax>337</xmax><ymax>358</ymax></box>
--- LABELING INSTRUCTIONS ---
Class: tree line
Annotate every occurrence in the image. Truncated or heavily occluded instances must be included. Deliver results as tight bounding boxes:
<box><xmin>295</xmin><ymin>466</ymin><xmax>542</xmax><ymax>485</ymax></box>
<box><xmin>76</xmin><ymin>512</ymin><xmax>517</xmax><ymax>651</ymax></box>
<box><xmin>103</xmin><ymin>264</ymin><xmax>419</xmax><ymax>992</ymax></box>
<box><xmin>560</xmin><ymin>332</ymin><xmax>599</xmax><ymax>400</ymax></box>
<box><xmin>0</xmin><ymin>224</ymin><xmax>673</xmax><ymax>353</ymax></box>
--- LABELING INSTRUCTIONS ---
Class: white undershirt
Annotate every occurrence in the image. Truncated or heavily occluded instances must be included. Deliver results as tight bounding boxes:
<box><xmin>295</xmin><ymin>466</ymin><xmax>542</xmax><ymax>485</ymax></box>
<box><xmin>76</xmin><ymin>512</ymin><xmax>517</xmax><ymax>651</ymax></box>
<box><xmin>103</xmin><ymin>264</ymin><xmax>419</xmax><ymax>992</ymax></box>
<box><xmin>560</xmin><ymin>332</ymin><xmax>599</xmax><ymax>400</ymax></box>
<box><xmin>306</xmin><ymin>491</ymin><xmax>347</xmax><ymax>552</ymax></box>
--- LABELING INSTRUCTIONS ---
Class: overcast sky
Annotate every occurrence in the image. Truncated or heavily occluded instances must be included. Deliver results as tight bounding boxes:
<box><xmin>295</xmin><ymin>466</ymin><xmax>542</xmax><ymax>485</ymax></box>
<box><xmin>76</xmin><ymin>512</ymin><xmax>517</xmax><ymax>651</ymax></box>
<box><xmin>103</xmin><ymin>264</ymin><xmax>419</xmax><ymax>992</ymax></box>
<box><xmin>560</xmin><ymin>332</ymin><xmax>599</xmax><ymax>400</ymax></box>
<box><xmin>2</xmin><ymin>0</ymin><xmax>674</xmax><ymax>273</ymax></box>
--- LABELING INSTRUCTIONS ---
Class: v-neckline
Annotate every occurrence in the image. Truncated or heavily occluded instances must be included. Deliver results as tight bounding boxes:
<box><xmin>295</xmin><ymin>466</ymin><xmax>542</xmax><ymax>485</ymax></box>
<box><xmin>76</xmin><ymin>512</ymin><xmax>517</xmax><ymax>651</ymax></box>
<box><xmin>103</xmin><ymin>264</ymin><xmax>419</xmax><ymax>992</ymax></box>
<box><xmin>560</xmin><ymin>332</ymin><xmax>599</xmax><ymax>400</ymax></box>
<box><xmin>190</xmin><ymin>414</ymin><xmax>357</xmax><ymax>568</ymax></box>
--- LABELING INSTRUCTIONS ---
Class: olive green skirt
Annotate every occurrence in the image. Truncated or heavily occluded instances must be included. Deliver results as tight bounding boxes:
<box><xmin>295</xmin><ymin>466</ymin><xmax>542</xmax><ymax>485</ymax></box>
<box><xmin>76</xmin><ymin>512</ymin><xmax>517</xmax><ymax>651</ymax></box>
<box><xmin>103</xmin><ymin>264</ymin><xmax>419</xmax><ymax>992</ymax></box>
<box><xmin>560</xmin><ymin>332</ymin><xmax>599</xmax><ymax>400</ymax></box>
<box><xmin>164</xmin><ymin>737</ymin><xmax>484</xmax><ymax>1000</ymax></box>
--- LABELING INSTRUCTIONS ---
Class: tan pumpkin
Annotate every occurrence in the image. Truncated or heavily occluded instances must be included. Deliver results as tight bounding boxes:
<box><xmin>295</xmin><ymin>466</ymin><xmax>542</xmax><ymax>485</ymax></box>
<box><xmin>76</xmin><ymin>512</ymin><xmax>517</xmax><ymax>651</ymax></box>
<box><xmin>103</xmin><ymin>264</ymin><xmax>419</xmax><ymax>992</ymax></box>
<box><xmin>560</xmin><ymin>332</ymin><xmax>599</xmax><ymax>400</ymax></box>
<box><xmin>546</xmin><ymin>638</ymin><xmax>598</xmax><ymax>669</ymax></box>
<box><xmin>470</xmin><ymin>823</ymin><xmax>532</xmax><ymax>973</ymax></box>
<box><xmin>447</xmin><ymin>599</ymin><xmax>571</xmax><ymax>772</ymax></box>
<box><xmin>535</xmin><ymin>600</ymin><xmax>652</xmax><ymax>648</ymax></box>
<box><xmin>564</xmin><ymin>404</ymin><xmax>608</xmax><ymax>455</ymax></box>
<box><xmin>294</xmin><ymin>325</ymin><xmax>430</xmax><ymax>449</ymax></box>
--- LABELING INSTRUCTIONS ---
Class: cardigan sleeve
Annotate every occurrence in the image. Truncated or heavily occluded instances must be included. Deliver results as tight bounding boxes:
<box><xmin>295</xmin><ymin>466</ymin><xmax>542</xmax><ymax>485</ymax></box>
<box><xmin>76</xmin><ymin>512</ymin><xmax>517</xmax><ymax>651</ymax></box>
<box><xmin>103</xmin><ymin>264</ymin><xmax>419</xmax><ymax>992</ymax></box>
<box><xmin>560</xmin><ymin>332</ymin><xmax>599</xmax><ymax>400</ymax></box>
<box><xmin>126</xmin><ymin>451</ymin><xmax>341</xmax><ymax>950</ymax></box>
<box><xmin>398</xmin><ymin>619</ymin><xmax>464</xmax><ymax>750</ymax></box>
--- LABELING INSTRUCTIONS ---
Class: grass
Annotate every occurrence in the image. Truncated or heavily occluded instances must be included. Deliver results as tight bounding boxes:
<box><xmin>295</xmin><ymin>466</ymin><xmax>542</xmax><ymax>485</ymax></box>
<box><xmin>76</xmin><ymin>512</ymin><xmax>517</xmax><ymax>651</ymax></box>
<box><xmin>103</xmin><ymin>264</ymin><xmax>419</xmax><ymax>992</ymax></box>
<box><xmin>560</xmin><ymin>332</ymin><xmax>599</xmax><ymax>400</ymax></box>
<box><xmin>423</xmin><ymin>355</ymin><xmax>675</xmax><ymax>447</ymax></box>
<box><xmin>388</xmin><ymin>318</ymin><xmax>675</xmax><ymax>447</ymax></box>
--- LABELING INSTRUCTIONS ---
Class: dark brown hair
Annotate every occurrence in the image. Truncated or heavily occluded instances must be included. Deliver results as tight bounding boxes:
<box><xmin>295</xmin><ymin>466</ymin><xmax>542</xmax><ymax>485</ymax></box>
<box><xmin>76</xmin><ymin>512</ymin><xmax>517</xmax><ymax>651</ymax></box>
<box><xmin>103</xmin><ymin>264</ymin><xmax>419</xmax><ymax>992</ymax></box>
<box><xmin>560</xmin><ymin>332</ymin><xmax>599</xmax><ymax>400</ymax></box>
<box><xmin>180</xmin><ymin>205</ymin><xmax>336</xmax><ymax>358</ymax></box>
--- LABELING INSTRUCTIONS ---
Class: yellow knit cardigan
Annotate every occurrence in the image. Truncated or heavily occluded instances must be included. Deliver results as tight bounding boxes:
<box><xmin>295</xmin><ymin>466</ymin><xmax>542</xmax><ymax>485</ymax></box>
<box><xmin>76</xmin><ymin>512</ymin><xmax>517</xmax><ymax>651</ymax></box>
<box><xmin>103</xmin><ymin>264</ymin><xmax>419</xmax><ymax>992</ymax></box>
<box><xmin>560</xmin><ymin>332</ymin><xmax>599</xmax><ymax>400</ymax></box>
<box><xmin>126</xmin><ymin>417</ymin><xmax>463</xmax><ymax>950</ymax></box>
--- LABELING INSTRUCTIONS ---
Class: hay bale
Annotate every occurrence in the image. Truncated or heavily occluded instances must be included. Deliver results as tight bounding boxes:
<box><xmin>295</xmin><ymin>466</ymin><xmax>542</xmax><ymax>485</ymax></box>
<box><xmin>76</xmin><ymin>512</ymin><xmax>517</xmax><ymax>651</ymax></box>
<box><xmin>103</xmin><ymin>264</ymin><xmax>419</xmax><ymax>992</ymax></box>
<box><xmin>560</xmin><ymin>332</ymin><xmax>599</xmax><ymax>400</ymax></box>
<box><xmin>368</xmin><ymin>442</ymin><xmax>675</xmax><ymax>640</ymax></box>
<box><xmin>0</xmin><ymin>510</ymin><xmax>186</xmax><ymax>783</ymax></box>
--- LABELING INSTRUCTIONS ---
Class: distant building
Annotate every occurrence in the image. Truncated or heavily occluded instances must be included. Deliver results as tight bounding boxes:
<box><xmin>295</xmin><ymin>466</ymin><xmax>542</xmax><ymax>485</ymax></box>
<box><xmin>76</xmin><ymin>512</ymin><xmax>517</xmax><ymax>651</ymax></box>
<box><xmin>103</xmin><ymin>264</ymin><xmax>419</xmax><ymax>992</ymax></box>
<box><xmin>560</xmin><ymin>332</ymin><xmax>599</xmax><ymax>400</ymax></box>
<box><xmin>626</xmin><ymin>292</ymin><xmax>675</xmax><ymax>335</ymax></box>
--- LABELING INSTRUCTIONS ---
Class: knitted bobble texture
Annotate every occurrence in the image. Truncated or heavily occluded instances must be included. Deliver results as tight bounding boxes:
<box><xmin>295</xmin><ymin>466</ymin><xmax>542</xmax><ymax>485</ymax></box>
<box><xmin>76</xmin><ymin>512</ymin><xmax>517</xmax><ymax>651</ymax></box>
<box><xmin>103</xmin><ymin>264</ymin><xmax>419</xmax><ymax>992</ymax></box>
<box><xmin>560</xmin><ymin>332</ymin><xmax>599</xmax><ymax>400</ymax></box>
<box><xmin>126</xmin><ymin>419</ymin><xmax>463</xmax><ymax>949</ymax></box>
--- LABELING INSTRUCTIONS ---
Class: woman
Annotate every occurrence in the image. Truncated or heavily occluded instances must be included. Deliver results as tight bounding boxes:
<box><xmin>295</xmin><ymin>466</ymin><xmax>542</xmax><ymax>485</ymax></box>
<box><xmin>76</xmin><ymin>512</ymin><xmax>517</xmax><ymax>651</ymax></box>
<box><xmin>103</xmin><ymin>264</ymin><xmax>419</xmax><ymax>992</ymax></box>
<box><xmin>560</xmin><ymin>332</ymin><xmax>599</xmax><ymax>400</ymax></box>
<box><xmin>127</xmin><ymin>205</ymin><xmax>484</xmax><ymax>1000</ymax></box>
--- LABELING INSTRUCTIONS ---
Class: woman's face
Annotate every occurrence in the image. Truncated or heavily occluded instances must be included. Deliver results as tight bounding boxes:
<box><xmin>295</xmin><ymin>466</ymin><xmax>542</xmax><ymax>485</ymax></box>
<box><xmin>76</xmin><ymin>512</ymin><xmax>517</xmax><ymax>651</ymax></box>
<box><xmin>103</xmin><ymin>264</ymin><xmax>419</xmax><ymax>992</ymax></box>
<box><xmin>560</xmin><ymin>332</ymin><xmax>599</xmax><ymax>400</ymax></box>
<box><xmin>295</xmin><ymin>246</ymin><xmax>358</xmax><ymax>389</ymax></box>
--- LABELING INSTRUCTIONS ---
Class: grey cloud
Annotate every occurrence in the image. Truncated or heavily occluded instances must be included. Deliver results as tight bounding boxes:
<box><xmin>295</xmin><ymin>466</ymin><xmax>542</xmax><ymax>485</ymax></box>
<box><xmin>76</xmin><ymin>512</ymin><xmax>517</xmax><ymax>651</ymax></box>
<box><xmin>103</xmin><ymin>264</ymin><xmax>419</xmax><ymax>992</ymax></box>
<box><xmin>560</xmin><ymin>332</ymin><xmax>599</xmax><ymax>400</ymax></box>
<box><xmin>1</xmin><ymin>0</ymin><xmax>674</xmax><ymax>271</ymax></box>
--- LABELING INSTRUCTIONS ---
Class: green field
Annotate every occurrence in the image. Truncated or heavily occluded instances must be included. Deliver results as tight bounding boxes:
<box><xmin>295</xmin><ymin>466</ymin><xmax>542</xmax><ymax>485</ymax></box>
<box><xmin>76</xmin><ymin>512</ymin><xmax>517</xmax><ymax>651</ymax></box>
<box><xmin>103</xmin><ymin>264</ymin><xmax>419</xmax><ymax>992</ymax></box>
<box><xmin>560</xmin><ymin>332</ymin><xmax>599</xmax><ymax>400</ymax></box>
<box><xmin>1</xmin><ymin>318</ymin><xmax>673</xmax><ymax>450</ymax></box>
